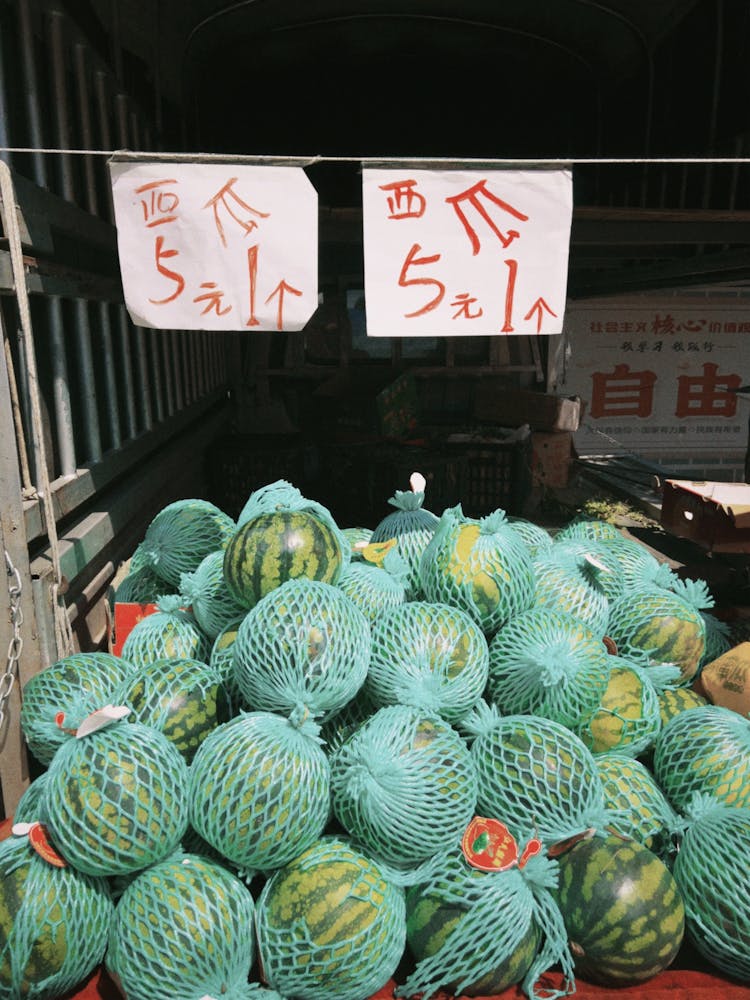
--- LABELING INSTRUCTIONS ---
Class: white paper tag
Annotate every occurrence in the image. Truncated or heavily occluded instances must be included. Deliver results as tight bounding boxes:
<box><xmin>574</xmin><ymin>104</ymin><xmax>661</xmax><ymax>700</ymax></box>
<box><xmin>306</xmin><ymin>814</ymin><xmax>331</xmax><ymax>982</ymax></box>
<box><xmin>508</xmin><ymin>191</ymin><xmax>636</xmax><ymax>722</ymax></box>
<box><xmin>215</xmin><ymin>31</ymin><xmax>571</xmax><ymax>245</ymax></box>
<box><xmin>410</xmin><ymin>471</ymin><xmax>426</xmax><ymax>493</ymax></box>
<box><xmin>76</xmin><ymin>705</ymin><xmax>131</xmax><ymax>738</ymax></box>
<box><xmin>11</xmin><ymin>822</ymin><xmax>33</xmax><ymax>836</ymax></box>
<box><xmin>584</xmin><ymin>553</ymin><xmax>611</xmax><ymax>573</ymax></box>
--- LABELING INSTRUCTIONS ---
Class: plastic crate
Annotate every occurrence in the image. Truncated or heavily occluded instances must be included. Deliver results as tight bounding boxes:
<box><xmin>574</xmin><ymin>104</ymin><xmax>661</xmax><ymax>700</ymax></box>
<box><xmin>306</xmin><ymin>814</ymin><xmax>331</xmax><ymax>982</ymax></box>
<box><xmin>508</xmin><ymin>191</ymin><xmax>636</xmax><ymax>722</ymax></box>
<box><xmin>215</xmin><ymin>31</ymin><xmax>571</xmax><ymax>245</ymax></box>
<box><xmin>444</xmin><ymin>432</ymin><xmax>533</xmax><ymax>517</ymax></box>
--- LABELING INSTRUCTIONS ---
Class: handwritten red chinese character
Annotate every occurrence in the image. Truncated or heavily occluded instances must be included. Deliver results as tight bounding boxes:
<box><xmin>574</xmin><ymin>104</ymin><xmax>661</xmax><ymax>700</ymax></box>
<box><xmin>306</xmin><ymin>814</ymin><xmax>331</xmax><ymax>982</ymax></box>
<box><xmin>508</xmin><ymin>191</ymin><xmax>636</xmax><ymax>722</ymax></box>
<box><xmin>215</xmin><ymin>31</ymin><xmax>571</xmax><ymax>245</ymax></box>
<box><xmin>135</xmin><ymin>179</ymin><xmax>179</xmax><ymax>227</ymax></box>
<box><xmin>590</xmin><ymin>363</ymin><xmax>657</xmax><ymax>418</ymax></box>
<box><xmin>445</xmin><ymin>179</ymin><xmax>529</xmax><ymax>255</ymax></box>
<box><xmin>379</xmin><ymin>179</ymin><xmax>427</xmax><ymax>219</ymax></box>
<box><xmin>204</xmin><ymin>178</ymin><xmax>271</xmax><ymax>247</ymax></box>
<box><xmin>193</xmin><ymin>281</ymin><xmax>232</xmax><ymax>316</ymax></box>
<box><xmin>148</xmin><ymin>234</ymin><xmax>185</xmax><ymax>304</ymax></box>
<box><xmin>398</xmin><ymin>243</ymin><xmax>445</xmax><ymax>317</ymax></box>
<box><xmin>451</xmin><ymin>293</ymin><xmax>483</xmax><ymax>320</ymax></box>
<box><xmin>675</xmin><ymin>363</ymin><xmax>741</xmax><ymax>417</ymax></box>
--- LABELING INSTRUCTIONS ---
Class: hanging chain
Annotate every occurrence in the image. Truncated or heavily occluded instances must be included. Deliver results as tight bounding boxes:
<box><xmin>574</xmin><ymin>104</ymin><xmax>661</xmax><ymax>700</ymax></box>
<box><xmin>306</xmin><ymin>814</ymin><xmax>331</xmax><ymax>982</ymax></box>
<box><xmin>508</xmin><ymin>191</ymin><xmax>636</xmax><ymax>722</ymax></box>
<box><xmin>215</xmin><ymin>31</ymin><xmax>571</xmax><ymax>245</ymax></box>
<box><xmin>1</xmin><ymin>549</ymin><xmax>23</xmax><ymax>734</ymax></box>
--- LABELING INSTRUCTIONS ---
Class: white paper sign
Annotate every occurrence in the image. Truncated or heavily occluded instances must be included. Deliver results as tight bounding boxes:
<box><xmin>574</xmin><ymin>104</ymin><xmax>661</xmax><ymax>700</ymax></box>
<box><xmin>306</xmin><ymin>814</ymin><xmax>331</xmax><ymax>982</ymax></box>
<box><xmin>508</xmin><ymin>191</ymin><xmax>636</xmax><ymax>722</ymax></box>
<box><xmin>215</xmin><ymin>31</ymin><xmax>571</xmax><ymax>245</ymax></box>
<box><xmin>362</xmin><ymin>168</ymin><xmax>572</xmax><ymax>338</ymax></box>
<box><xmin>109</xmin><ymin>162</ymin><xmax>318</xmax><ymax>331</ymax></box>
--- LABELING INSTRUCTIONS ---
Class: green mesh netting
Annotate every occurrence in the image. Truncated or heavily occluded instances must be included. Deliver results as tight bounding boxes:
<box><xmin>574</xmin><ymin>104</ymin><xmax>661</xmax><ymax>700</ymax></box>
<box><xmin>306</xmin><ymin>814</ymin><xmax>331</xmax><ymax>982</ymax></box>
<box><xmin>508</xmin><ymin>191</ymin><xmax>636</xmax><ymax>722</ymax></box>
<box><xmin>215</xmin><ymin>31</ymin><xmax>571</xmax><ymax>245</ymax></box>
<box><xmin>319</xmin><ymin>687</ymin><xmax>380</xmax><ymax>757</ymax></box>
<box><xmin>658</xmin><ymin>684</ymin><xmax>709</xmax><ymax>729</ymax></box>
<box><xmin>594</xmin><ymin>752</ymin><xmax>684</xmax><ymax>861</ymax></box>
<box><xmin>397</xmin><ymin>843</ymin><xmax>575</xmax><ymax>1000</ymax></box>
<box><xmin>595</xmin><ymin>533</ymin><xmax>674</xmax><ymax>592</ymax></box>
<box><xmin>485</xmin><ymin>608</ymin><xmax>611</xmax><ymax>734</ymax></box>
<box><xmin>547</xmin><ymin>538</ymin><xmax>628</xmax><ymax>605</ymax></box>
<box><xmin>507</xmin><ymin>516</ymin><xmax>554</xmax><ymax>558</ymax></box>
<box><xmin>465</xmin><ymin>704</ymin><xmax>611</xmax><ymax>845</ymax></box>
<box><xmin>105</xmin><ymin>851</ymin><xmax>257</xmax><ymax>1000</ymax></box>
<box><xmin>329</xmin><ymin>704</ymin><xmax>478</xmax><ymax>869</ymax></box>
<box><xmin>112</xmin><ymin>562</ymin><xmax>166</xmax><ymax>606</ymax></box>
<box><xmin>577</xmin><ymin>657</ymin><xmax>679</xmax><ymax>757</ymax></box>
<box><xmin>20</xmin><ymin>652</ymin><xmax>136</xmax><ymax>766</ymax></box>
<box><xmin>232</xmin><ymin>578</ymin><xmax>370</xmax><ymax>719</ymax></box>
<box><xmin>699</xmin><ymin>610</ymin><xmax>733</xmax><ymax>670</ymax></box>
<box><xmin>553</xmin><ymin>517</ymin><xmax>623</xmax><ymax>543</ymax></box>
<box><xmin>606</xmin><ymin>583</ymin><xmax>706</xmax><ymax>684</ymax></box>
<box><xmin>13</xmin><ymin>773</ymin><xmax>50</xmax><ymax>825</ymax></box>
<box><xmin>120</xmin><ymin>595</ymin><xmax>212</xmax><ymax>666</ymax></box>
<box><xmin>139</xmin><ymin>498</ymin><xmax>236</xmax><ymax>588</ymax></box>
<box><xmin>370</xmin><ymin>476</ymin><xmax>440</xmax><ymax>600</ymax></box>
<box><xmin>254</xmin><ymin>834</ymin><xmax>406</xmax><ymax>1000</ymax></box>
<box><xmin>418</xmin><ymin>506</ymin><xmax>536</xmax><ymax>636</ymax></box>
<box><xmin>336</xmin><ymin>548</ymin><xmax>409</xmax><ymax>623</ymax></box>
<box><xmin>209</xmin><ymin>614</ymin><xmax>248</xmax><ymax>713</ymax></box>
<box><xmin>342</xmin><ymin>525</ymin><xmax>373</xmax><ymax>558</ymax></box>
<box><xmin>366</xmin><ymin>600</ymin><xmax>489</xmax><ymax>725</ymax></box>
<box><xmin>0</xmin><ymin>830</ymin><xmax>114</xmax><ymax>1000</ymax></box>
<box><xmin>672</xmin><ymin>796</ymin><xmax>750</xmax><ymax>981</ymax></box>
<box><xmin>41</xmin><ymin>717</ymin><xmax>190</xmax><ymax>877</ymax></box>
<box><xmin>188</xmin><ymin>710</ymin><xmax>330</xmax><ymax>874</ymax></box>
<box><xmin>653</xmin><ymin>704</ymin><xmax>750</xmax><ymax>813</ymax></box>
<box><xmin>112</xmin><ymin>657</ymin><xmax>230</xmax><ymax>762</ymax></box>
<box><xmin>179</xmin><ymin>549</ymin><xmax>247</xmax><ymax>640</ymax></box>
<box><xmin>531</xmin><ymin>551</ymin><xmax>610</xmax><ymax>636</ymax></box>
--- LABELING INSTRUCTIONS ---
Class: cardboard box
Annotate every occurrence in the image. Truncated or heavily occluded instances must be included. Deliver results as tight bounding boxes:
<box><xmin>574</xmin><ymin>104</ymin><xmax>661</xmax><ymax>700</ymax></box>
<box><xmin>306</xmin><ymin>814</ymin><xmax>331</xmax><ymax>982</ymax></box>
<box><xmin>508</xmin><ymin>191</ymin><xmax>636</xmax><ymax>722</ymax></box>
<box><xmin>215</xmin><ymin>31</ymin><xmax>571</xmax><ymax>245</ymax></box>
<box><xmin>474</xmin><ymin>385</ymin><xmax>582</xmax><ymax>432</ymax></box>
<box><xmin>531</xmin><ymin>431</ymin><xmax>575</xmax><ymax>488</ymax></box>
<box><xmin>699</xmin><ymin>641</ymin><xmax>750</xmax><ymax>716</ymax></box>
<box><xmin>660</xmin><ymin>479</ymin><xmax>750</xmax><ymax>553</ymax></box>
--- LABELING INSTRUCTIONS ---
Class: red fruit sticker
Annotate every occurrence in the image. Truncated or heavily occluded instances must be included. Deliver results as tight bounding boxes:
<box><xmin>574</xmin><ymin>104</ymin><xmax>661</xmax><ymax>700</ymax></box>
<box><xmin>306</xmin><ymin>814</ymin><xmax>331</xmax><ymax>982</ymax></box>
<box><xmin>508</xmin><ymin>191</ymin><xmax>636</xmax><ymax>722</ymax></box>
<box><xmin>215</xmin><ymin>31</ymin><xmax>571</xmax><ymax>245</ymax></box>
<box><xmin>12</xmin><ymin>822</ymin><xmax>67</xmax><ymax>867</ymax></box>
<box><xmin>54</xmin><ymin>711</ymin><xmax>77</xmax><ymax>736</ymax></box>
<box><xmin>462</xmin><ymin>816</ymin><xmax>519</xmax><ymax>872</ymax></box>
<box><xmin>519</xmin><ymin>836</ymin><xmax>543</xmax><ymax>868</ymax></box>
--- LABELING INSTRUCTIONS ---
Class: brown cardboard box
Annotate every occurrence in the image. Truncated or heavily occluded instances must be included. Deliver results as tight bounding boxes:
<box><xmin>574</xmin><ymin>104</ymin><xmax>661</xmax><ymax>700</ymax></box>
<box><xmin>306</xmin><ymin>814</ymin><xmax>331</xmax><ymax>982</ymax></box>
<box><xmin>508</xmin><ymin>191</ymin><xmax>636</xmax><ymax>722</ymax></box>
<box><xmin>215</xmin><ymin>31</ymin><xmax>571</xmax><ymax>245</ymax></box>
<box><xmin>474</xmin><ymin>384</ymin><xmax>582</xmax><ymax>432</ymax></box>
<box><xmin>660</xmin><ymin>479</ymin><xmax>750</xmax><ymax>553</ymax></box>
<box><xmin>531</xmin><ymin>431</ymin><xmax>575</xmax><ymax>487</ymax></box>
<box><xmin>699</xmin><ymin>642</ymin><xmax>750</xmax><ymax>716</ymax></box>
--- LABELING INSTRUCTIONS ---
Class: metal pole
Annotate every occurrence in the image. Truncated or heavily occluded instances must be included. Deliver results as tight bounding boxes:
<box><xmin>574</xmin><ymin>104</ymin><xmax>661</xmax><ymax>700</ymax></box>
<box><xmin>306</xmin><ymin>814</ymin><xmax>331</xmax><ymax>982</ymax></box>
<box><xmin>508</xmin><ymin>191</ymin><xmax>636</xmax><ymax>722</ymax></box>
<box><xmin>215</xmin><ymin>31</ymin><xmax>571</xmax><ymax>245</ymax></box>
<box><xmin>73</xmin><ymin>41</ymin><xmax>98</xmax><ymax>215</ymax></box>
<box><xmin>93</xmin><ymin>69</ymin><xmax>115</xmax><ymax>223</ymax></box>
<box><xmin>17</xmin><ymin>0</ymin><xmax>47</xmax><ymax>188</ymax></box>
<box><xmin>134</xmin><ymin>326</ymin><xmax>153</xmax><ymax>431</ymax></box>
<box><xmin>98</xmin><ymin>301</ymin><xmax>122</xmax><ymax>450</ymax></box>
<box><xmin>73</xmin><ymin>299</ymin><xmax>102</xmax><ymax>462</ymax></box>
<box><xmin>47</xmin><ymin>298</ymin><xmax>76</xmax><ymax>476</ymax></box>
<box><xmin>47</xmin><ymin>8</ymin><xmax>76</xmax><ymax>202</ymax></box>
<box><xmin>116</xmin><ymin>305</ymin><xmax>137</xmax><ymax>440</ymax></box>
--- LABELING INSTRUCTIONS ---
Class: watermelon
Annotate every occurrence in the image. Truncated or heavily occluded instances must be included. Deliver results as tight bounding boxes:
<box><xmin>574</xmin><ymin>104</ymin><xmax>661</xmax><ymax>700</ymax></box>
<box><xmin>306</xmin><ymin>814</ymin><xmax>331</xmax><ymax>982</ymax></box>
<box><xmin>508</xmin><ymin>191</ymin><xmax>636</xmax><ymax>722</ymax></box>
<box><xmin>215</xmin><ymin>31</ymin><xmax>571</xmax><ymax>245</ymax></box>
<box><xmin>553</xmin><ymin>833</ymin><xmax>685</xmax><ymax>985</ymax></box>
<box><xmin>0</xmin><ymin>831</ymin><xmax>113</xmax><ymax>999</ymax></box>
<box><xmin>369</xmin><ymin>477</ymin><xmax>440</xmax><ymax>600</ymax></box>
<box><xmin>658</xmin><ymin>684</ymin><xmax>708</xmax><ymax>728</ymax></box>
<box><xmin>606</xmin><ymin>584</ymin><xmax>706</xmax><ymax>684</ymax></box>
<box><xmin>139</xmin><ymin>498</ymin><xmax>236</xmax><ymax>588</ymax></box>
<box><xmin>254</xmin><ymin>834</ymin><xmax>406</xmax><ymax>1000</ymax></box>
<box><xmin>119</xmin><ymin>597</ymin><xmax>211</xmax><ymax>666</ymax></box>
<box><xmin>579</xmin><ymin>658</ymin><xmax>663</xmax><ymax>757</ymax></box>
<box><xmin>105</xmin><ymin>852</ymin><xmax>256</xmax><ymax>1000</ymax></box>
<box><xmin>112</xmin><ymin>657</ymin><xmax>231</xmax><ymax>762</ymax></box>
<box><xmin>530</xmin><ymin>551</ymin><xmax>610</xmax><ymax>636</ymax></box>
<box><xmin>223</xmin><ymin>508</ymin><xmax>346</xmax><ymax>609</ymax></box>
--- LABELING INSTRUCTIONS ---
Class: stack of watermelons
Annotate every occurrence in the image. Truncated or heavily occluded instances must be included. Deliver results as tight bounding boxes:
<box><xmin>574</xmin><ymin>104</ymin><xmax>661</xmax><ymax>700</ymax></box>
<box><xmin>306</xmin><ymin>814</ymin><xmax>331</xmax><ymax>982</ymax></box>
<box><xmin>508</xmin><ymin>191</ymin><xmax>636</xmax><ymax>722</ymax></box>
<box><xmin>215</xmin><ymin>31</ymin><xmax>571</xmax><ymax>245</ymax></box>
<box><xmin>7</xmin><ymin>474</ymin><xmax>750</xmax><ymax>1000</ymax></box>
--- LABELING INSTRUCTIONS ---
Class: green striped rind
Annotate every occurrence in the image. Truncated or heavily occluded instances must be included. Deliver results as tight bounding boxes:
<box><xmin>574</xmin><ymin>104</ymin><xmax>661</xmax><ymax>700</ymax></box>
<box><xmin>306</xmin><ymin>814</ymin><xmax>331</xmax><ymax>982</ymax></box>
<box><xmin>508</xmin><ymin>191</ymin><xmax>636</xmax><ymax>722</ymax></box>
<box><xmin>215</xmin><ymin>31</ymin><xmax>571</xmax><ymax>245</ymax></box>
<box><xmin>112</xmin><ymin>657</ymin><xmax>230</xmax><ymax>762</ymax></box>
<box><xmin>223</xmin><ymin>510</ymin><xmax>345</xmax><ymax>609</ymax></box>
<box><xmin>658</xmin><ymin>686</ymin><xmax>708</xmax><ymax>729</ymax></box>
<box><xmin>255</xmin><ymin>835</ymin><xmax>406</xmax><ymax>1000</ymax></box>
<box><xmin>405</xmin><ymin>880</ymin><xmax>540</xmax><ymax>996</ymax></box>
<box><xmin>607</xmin><ymin>588</ymin><xmax>706</xmax><ymax>683</ymax></box>
<box><xmin>105</xmin><ymin>852</ymin><xmax>256</xmax><ymax>1000</ymax></box>
<box><xmin>594</xmin><ymin>752</ymin><xmax>680</xmax><ymax>858</ymax></box>
<box><xmin>581</xmin><ymin>663</ymin><xmax>661</xmax><ymax>756</ymax></box>
<box><xmin>0</xmin><ymin>836</ymin><xmax>113</xmax><ymax>999</ymax></box>
<box><xmin>554</xmin><ymin>834</ymin><xmax>685</xmax><ymax>985</ymax></box>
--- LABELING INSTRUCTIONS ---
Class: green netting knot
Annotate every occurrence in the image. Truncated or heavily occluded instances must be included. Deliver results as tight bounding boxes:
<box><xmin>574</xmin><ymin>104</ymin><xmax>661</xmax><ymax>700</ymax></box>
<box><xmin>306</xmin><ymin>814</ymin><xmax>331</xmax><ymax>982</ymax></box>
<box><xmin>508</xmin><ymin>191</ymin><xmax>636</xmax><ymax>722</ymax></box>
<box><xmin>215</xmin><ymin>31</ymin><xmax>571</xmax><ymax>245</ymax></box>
<box><xmin>156</xmin><ymin>594</ymin><xmax>184</xmax><ymax>614</ymax></box>
<box><xmin>460</xmin><ymin>699</ymin><xmax>503</xmax><ymax>739</ymax></box>
<box><xmin>671</xmin><ymin>576</ymin><xmax>715</xmax><ymax>610</ymax></box>
<box><xmin>388</xmin><ymin>484</ymin><xmax>426</xmax><ymax>512</ymax></box>
<box><xmin>288</xmin><ymin>702</ymin><xmax>323</xmax><ymax>742</ymax></box>
<box><xmin>683</xmin><ymin>789</ymin><xmax>724</xmax><ymax>823</ymax></box>
<box><xmin>653</xmin><ymin>561</ymin><xmax>680</xmax><ymax>589</ymax></box>
<box><xmin>479</xmin><ymin>508</ymin><xmax>509</xmax><ymax>533</ymax></box>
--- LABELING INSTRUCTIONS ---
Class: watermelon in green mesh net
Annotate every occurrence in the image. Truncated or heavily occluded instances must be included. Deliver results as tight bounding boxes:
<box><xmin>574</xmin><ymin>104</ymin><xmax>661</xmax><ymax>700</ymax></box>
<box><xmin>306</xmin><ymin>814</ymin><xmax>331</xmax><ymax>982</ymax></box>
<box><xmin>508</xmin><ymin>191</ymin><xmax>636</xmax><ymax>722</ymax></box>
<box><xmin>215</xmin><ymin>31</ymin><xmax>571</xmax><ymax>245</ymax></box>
<box><xmin>485</xmin><ymin>608</ymin><xmax>611</xmax><ymax>735</ymax></box>
<box><xmin>330</xmin><ymin>704</ymin><xmax>478</xmax><ymax>869</ymax></box>
<box><xmin>507</xmin><ymin>516</ymin><xmax>554</xmax><ymax>558</ymax></box>
<box><xmin>179</xmin><ymin>549</ymin><xmax>247</xmax><ymax>640</ymax></box>
<box><xmin>699</xmin><ymin>610</ymin><xmax>732</xmax><ymax>670</ymax></box>
<box><xmin>606</xmin><ymin>582</ymin><xmax>706</xmax><ymax>684</ymax></box>
<box><xmin>531</xmin><ymin>551</ymin><xmax>610</xmax><ymax>636</ymax></box>
<box><xmin>13</xmin><ymin>773</ymin><xmax>51</xmax><ymax>825</ymax></box>
<box><xmin>552</xmin><ymin>833</ymin><xmax>684</xmax><ymax>986</ymax></box>
<box><xmin>658</xmin><ymin>684</ymin><xmax>708</xmax><ymax>729</ymax></box>
<box><xmin>319</xmin><ymin>687</ymin><xmax>380</xmax><ymax>757</ymax></box>
<box><xmin>225</xmin><ymin>480</ymin><xmax>349</xmax><ymax>610</ymax></box>
<box><xmin>401</xmin><ymin>839</ymin><xmax>574</xmax><ymax>1000</ymax></box>
<box><xmin>369</xmin><ymin>473</ymin><xmax>440</xmax><ymax>600</ymax></box>
<box><xmin>139</xmin><ymin>498</ymin><xmax>236</xmax><ymax>588</ymax></box>
<box><xmin>254</xmin><ymin>834</ymin><xmax>406</xmax><ymax>1000</ymax></box>
<box><xmin>105</xmin><ymin>851</ymin><xmax>256</xmax><ymax>1000</ymax></box>
<box><xmin>210</xmin><ymin>613</ymin><xmax>247</xmax><ymax>712</ymax></box>
<box><xmin>547</xmin><ymin>537</ymin><xmax>628</xmax><ymax>605</ymax></box>
<box><xmin>233</xmin><ymin>578</ymin><xmax>370</xmax><ymax>719</ymax></box>
<box><xmin>189</xmin><ymin>710</ymin><xmax>330</xmax><ymax>874</ymax></box>
<box><xmin>342</xmin><ymin>525</ymin><xmax>373</xmax><ymax>558</ymax></box>
<box><xmin>0</xmin><ymin>829</ymin><xmax>114</xmax><ymax>1000</ymax></box>
<box><xmin>465</xmin><ymin>705</ymin><xmax>610</xmax><ymax>846</ymax></box>
<box><xmin>41</xmin><ymin>716</ymin><xmax>190</xmax><ymax>877</ymax></box>
<box><xmin>578</xmin><ymin>657</ymin><xmax>678</xmax><ymax>757</ymax></box>
<box><xmin>112</xmin><ymin>562</ymin><xmax>165</xmax><ymax>606</ymax></box>
<box><xmin>20</xmin><ymin>652</ymin><xmax>136</xmax><ymax>767</ymax></box>
<box><xmin>654</xmin><ymin>704</ymin><xmax>750</xmax><ymax>813</ymax></box>
<box><xmin>336</xmin><ymin>547</ymin><xmax>408</xmax><ymax>623</ymax></box>
<box><xmin>366</xmin><ymin>600</ymin><xmax>489</xmax><ymax>725</ymax></box>
<box><xmin>594</xmin><ymin>752</ymin><xmax>684</xmax><ymax>860</ymax></box>
<box><xmin>120</xmin><ymin>595</ymin><xmax>211</xmax><ymax>666</ymax></box>
<box><xmin>595</xmin><ymin>533</ymin><xmax>673</xmax><ymax>592</ymax></box>
<box><xmin>554</xmin><ymin>517</ymin><xmax>623</xmax><ymax>543</ymax></box>
<box><xmin>112</xmin><ymin>657</ymin><xmax>230</xmax><ymax>762</ymax></box>
<box><xmin>672</xmin><ymin>797</ymin><xmax>750</xmax><ymax>981</ymax></box>
<box><xmin>418</xmin><ymin>505</ymin><xmax>536</xmax><ymax>636</ymax></box>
